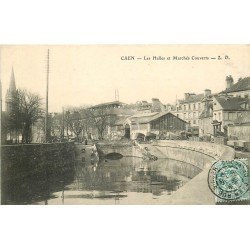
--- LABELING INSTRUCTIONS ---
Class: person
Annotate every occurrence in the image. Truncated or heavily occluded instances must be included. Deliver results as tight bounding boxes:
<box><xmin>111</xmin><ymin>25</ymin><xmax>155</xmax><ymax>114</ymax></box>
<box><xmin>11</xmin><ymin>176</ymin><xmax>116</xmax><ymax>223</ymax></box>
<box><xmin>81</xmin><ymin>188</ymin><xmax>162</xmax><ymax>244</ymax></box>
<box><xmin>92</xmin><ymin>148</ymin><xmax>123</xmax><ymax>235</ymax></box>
<box><xmin>85</xmin><ymin>139</ymin><xmax>88</xmax><ymax>145</ymax></box>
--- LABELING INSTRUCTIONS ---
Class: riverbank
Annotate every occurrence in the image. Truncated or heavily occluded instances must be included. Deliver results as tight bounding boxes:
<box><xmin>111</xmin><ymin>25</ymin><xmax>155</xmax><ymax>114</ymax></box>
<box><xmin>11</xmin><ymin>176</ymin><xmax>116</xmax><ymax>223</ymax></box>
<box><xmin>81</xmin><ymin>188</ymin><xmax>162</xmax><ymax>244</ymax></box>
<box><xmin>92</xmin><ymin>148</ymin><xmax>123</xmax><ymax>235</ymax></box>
<box><xmin>143</xmin><ymin>140</ymin><xmax>235</xmax><ymax>204</ymax></box>
<box><xmin>1</xmin><ymin>142</ymin><xmax>76</xmax><ymax>182</ymax></box>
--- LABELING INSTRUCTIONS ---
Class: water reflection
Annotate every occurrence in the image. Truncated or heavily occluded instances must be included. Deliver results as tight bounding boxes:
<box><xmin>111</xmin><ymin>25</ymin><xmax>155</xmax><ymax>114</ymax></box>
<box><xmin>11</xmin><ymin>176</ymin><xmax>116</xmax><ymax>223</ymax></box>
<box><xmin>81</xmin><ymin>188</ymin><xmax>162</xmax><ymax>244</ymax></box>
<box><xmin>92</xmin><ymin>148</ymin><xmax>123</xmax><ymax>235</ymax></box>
<box><xmin>2</xmin><ymin>169</ymin><xmax>74</xmax><ymax>205</ymax></box>
<box><xmin>2</xmin><ymin>156</ymin><xmax>201</xmax><ymax>205</ymax></box>
<box><xmin>71</xmin><ymin>157</ymin><xmax>200</xmax><ymax>197</ymax></box>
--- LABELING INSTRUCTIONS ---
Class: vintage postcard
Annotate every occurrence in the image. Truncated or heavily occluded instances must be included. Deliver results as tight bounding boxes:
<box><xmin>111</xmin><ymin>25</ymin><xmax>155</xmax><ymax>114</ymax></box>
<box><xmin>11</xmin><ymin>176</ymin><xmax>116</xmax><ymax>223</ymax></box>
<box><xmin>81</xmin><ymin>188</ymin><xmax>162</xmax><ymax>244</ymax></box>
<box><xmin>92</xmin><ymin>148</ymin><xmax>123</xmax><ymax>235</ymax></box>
<box><xmin>0</xmin><ymin>45</ymin><xmax>249</xmax><ymax>205</ymax></box>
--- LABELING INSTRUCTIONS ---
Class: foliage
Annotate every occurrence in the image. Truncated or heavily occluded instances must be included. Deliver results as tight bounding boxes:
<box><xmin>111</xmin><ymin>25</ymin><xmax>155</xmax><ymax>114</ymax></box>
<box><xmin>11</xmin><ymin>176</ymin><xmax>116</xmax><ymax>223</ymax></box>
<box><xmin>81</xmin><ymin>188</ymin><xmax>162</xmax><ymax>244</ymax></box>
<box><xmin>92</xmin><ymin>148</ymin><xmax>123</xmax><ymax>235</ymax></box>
<box><xmin>7</xmin><ymin>89</ymin><xmax>43</xmax><ymax>143</ymax></box>
<box><xmin>68</xmin><ymin>111</ymin><xmax>85</xmax><ymax>141</ymax></box>
<box><xmin>85</xmin><ymin>107</ymin><xmax>117</xmax><ymax>140</ymax></box>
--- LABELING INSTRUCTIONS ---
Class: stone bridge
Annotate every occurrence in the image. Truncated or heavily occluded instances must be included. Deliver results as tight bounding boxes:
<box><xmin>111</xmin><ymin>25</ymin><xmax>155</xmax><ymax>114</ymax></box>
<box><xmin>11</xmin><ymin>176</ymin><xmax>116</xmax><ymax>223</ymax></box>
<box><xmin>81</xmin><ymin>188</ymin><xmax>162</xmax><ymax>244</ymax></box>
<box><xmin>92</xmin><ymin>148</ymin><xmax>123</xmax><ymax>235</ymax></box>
<box><xmin>95</xmin><ymin>142</ymin><xmax>143</xmax><ymax>158</ymax></box>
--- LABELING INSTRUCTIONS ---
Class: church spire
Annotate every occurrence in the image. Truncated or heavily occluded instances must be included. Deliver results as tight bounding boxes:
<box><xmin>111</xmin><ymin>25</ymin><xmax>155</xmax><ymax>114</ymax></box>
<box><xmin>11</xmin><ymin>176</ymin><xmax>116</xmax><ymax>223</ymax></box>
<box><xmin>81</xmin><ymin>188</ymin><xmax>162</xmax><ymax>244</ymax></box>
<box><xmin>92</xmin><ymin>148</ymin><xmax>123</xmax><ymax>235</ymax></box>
<box><xmin>9</xmin><ymin>66</ymin><xmax>16</xmax><ymax>92</ymax></box>
<box><xmin>5</xmin><ymin>66</ymin><xmax>17</xmax><ymax>112</ymax></box>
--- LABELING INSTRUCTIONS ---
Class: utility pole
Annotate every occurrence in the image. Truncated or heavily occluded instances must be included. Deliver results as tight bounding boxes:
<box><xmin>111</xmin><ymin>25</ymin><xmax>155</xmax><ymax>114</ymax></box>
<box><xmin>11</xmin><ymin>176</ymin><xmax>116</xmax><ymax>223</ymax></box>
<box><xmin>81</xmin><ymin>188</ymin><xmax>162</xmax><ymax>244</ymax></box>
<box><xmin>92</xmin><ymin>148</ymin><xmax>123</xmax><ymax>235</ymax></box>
<box><xmin>62</xmin><ymin>107</ymin><xmax>65</xmax><ymax>140</ymax></box>
<box><xmin>45</xmin><ymin>49</ymin><xmax>49</xmax><ymax>143</ymax></box>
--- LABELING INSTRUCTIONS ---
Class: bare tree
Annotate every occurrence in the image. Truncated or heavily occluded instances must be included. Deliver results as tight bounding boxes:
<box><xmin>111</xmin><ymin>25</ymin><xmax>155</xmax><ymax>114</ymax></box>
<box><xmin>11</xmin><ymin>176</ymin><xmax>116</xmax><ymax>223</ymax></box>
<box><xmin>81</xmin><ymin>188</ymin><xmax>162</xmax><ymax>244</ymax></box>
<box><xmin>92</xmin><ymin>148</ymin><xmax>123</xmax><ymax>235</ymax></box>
<box><xmin>68</xmin><ymin>111</ymin><xmax>84</xmax><ymax>142</ymax></box>
<box><xmin>86</xmin><ymin>108</ymin><xmax>117</xmax><ymax>140</ymax></box>
<box><xmin>8</xmin><ymin>89</ymin><xmax>43</xmax><ymax>143</ymax></box>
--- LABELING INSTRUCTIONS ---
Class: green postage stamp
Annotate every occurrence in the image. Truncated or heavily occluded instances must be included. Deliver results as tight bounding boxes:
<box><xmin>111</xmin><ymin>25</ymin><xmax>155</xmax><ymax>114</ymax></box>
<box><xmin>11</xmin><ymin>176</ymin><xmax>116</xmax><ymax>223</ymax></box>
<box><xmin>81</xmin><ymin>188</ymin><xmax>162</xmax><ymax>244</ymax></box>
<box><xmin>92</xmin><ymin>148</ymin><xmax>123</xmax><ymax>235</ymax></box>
<box><xmin>208</xmin><ymin>159</ymin><xmax>249</xmax><ymax>203</ymax></box>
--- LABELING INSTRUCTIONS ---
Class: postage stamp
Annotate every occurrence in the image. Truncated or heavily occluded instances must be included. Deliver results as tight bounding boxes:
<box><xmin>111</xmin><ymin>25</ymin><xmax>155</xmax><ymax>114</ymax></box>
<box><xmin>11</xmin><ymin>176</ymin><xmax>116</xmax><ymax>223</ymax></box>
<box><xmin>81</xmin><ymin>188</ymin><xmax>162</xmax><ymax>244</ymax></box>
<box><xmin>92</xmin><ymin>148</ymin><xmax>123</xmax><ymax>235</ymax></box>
<box><xmin>208</xmin><ymin>159</ymin><xmax>249</xmax><ymax>203</ymax></box>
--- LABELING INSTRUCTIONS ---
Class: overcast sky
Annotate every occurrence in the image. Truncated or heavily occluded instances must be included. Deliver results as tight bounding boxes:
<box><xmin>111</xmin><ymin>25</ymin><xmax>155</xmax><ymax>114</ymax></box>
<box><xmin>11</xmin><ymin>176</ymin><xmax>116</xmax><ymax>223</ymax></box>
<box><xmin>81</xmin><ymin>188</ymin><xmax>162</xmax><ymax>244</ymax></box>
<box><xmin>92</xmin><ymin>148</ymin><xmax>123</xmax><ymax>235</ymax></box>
<box><xmin>1</xmin><ymin>45</ymin><xmax>249</xmax><ymax>112</ymax></box>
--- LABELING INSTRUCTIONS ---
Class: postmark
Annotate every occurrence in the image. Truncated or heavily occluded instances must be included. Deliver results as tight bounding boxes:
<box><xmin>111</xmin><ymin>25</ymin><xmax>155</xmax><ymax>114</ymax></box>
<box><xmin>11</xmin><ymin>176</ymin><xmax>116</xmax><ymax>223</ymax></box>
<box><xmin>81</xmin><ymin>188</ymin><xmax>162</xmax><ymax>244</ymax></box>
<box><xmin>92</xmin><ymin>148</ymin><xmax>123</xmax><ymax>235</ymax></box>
<box><xmin>208</xmin><ymin>159</ymin><xmax>249</xmax><ymax>202</ymax></box>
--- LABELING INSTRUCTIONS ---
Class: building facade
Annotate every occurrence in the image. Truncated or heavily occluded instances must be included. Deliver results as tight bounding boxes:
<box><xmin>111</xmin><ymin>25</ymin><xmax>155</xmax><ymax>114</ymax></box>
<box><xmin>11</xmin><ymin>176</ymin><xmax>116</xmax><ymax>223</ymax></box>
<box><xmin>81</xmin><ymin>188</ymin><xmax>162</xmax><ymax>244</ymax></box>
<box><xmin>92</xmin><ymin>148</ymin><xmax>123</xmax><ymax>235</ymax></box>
<box><xmin>173</xmin><ymin>89</ymin><xmax>213</xmax><ymax>137</ymax></box>
<box><xmin>211</xmin><ymin>95</ymin><xmax>250</xmax><ymax>135</ymax></box>
<box><xmin>228</xmin><ymin>112</ymin><xmax>250</xmax><ymax>141</ymax></box>
<box><xmin>220</xmin><ymin>76</ymin><xmax>250</xmax><ymax>98</ymax></box>
<box><xmin>112</xmin><ymin>111</ymin><xmax>187</xmax><ymax>140</ymax></box>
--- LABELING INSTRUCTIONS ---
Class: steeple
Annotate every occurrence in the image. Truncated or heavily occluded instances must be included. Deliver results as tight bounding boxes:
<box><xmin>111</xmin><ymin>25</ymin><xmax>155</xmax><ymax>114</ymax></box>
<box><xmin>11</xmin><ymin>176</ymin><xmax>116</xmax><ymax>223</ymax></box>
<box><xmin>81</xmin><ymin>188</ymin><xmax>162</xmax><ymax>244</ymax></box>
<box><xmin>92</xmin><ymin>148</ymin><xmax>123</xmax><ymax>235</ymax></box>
<box><xmin>9</xmin><ymin>66</ymin><xmax>16</xmax><ymax>92</ymax></box>
<box><xmin>5</xmin><ymin>66</ymin><xmax>17</xmax><ymax>112</ymax></box>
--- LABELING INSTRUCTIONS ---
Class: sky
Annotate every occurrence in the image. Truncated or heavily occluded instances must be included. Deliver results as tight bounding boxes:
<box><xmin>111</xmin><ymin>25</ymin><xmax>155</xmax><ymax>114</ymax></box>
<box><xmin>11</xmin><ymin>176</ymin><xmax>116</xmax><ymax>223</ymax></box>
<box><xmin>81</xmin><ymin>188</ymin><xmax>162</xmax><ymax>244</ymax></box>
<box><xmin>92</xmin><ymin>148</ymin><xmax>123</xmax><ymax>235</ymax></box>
<box><xmin>1</xmin><ymin>45</ymin><xmax>250</xmax><ymax>112</ymax></box>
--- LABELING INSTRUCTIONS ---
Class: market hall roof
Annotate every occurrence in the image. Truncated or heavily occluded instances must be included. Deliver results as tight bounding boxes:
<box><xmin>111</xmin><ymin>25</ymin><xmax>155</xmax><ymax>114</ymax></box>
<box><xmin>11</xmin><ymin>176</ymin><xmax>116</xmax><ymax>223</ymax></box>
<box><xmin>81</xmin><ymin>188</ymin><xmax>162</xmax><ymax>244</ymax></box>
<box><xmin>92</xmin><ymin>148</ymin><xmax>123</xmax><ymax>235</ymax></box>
<box><xmin>129</xmin><ymin>112</ymin><xmax>159</xmax><ymax>124</ymax></box>
<box><xmin>128</xmin><ymin>111</ymin><xmax>187</xmax><ymax>124</ymax></box>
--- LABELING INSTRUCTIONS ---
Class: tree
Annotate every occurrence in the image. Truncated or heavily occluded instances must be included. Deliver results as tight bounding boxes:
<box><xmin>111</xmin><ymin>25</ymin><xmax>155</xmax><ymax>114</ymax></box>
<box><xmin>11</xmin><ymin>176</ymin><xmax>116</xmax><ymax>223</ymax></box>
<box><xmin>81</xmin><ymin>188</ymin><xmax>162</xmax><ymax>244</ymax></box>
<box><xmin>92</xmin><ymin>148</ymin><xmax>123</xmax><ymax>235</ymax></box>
<box><xmin>86</xmin><ymin>107</ymin><xmax>117</xmax><ymax>140</ymax></box>
<box><xmin>7</xmin><ymin>90</ymin><xmax>23</xmax><ymax>142</ymax></box>
<box><xmin>8</xmin><ymin>89</ymin><xmax>43</xmax><ymax>143</ymax></box>
<box><xmin>68</xmin><ymin>111</ymin><xmax>84</xmax><ymax>142</ymax></box>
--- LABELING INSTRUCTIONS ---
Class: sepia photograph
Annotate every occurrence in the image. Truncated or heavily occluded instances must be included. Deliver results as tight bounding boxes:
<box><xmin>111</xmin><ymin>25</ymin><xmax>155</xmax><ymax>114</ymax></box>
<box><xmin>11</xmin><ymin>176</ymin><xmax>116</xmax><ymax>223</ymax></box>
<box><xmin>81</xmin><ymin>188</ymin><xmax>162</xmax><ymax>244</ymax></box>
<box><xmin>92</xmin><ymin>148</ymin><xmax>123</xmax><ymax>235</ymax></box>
<box><xmin>0</xmin><ymin>45</ymin><xmax>249</xmax><ymax>205</ymax></box>
<box><xmin>1</xmin><ymin>2</ymin><xmax>250</xmax><ymax>250</ymax></box>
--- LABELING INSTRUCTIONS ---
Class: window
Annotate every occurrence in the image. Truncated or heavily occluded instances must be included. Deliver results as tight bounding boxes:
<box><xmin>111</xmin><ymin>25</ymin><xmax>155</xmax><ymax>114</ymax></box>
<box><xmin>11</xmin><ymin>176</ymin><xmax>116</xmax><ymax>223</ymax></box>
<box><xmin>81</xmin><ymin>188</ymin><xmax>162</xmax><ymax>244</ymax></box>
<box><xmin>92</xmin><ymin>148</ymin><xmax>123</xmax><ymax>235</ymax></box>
<box><xmin>193</xmin><ymin>112</ymin><xmax>196</xmax><ymax>118</ymax></box>
<box><xmin>218</xmin><ymin>112</ymin><xmax>221</xmax><ymax>120</ymax></box>
<box><xmin>198</xmin><ymin>103</ymin><xmax>201</xmax><ymax>109</ymax></box>
<box><xmin>184</xmin><ymin>105</ymin><xmax>186</xmax><ymax>111</ymax></box>
<box><xmin>193</xmin><ymin>120</ymin><xmax>196</xmax><ymax>124</ymax></box>
<box><xmin>193</xmin><ymin>103</ymin><xmax>196</xmax><ymax>110</ymax></box>
<box><xmin>188</xmin><ymin>104</ymin><xmax>191</xmax><ymax>110</ymax></box>
<box><xmin>228</xmin><ymin>112</ymin><xmax>235</xmax><ymax>120</ymax></box>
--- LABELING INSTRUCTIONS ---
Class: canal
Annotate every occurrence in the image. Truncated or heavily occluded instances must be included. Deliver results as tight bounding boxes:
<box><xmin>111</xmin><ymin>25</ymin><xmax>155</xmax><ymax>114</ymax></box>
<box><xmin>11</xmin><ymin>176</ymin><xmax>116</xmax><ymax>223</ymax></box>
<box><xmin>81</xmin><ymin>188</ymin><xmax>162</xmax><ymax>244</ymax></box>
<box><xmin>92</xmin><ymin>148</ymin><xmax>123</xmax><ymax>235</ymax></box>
<box><xmin>2</xmin><ymin>150</ymin><xmax>201</xmax><ymax>205</ymax></box>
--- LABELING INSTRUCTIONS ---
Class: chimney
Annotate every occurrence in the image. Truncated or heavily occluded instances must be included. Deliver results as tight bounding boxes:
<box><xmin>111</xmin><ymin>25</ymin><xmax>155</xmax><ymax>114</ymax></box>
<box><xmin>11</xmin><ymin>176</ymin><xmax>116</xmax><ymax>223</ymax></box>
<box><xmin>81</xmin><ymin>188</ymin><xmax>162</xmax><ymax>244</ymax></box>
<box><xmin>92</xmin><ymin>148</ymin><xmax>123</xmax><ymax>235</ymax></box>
<box><xmin>184</xmin><ymin>93</ymin><xmax>190</xmax><ymax>100</ymax></box>
<box><xmin>226</xmin><ymin>75</ymin><xmax>234</xmax><ymax>89</ymax></box>
<box><xmin>204</xmin><ymin>89</ymin><xmax>211</xmax><ymax>97</ymax></box>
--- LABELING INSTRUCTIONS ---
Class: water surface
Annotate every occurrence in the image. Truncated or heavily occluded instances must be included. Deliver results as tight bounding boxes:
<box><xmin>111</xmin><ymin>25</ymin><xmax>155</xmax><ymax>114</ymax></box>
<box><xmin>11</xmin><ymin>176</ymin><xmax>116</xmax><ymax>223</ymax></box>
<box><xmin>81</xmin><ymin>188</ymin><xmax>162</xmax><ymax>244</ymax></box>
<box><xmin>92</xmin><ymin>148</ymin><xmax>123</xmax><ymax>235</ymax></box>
<box><xmin>3</xmin><ymin>155</ymin><xmax>201</xmax><ymax>204</ymax></box>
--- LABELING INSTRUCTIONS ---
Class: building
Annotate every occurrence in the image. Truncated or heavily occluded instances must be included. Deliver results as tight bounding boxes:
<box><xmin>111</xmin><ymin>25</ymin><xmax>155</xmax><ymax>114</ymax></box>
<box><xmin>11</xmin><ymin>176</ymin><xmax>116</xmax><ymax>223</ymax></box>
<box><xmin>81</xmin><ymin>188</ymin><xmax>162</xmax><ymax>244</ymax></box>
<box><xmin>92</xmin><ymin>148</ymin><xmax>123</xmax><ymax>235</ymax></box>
<box><xmin>220</xmin><ymin>76</ymin><xmax>250</xmax><ymax>98</ymax></box>
<box><xmin>79</xmin><ymin>101</ymin><xmax>136</xmax><ymax>140</ymax></box>
<box><xmin>175</xmin><ymin>75</ymin><xmax>250</xmax><ymax>138</ymax></box>
<box><xmin>211</xmin><ymin>95</ymin><xmax>250</xmax><ymax>136</ymax></box>
<box><xmin>228</xmin><ymin>112</ymin><xmax>250</xmax><ymax>141</ymax></box>
<box><xmin>89</xmin><ymin>101</ymin><xmax>126</xmax><ymax>110</ymax></box>
<box><xmin>135</xmin><ymin>98</ymin><xmax>166</xmax><ymax>113</ymax></box>
<box><xmin>174</xmin><ymin>89</ymin><xmax>212</xmax><ymax>137</ymax></box>
<box><xmin>199</xmin><ymin>99</ymin><xmax>213</xmax><ymax>137</ymax></box>
<box><xmin>5</xmin><ymin>67</ymin><xmax>17</xmax><ymax>113</ymax></box>
<box><xmin>3</xmin><ymin>67</ymin><xmax>21</xmax><ymax>143</ymax></box>
<box><xmin>112</xmin><ymin>111</ymin><xmax>187</xmax><ymax>140</ymax></box>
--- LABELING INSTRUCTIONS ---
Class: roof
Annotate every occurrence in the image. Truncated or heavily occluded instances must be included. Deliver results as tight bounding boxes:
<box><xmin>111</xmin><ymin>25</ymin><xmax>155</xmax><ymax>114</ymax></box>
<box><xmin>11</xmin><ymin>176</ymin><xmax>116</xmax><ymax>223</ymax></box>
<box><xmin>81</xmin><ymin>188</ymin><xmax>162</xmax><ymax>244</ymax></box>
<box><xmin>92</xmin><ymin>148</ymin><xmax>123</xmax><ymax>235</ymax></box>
<box><xmin>108</xmin><ymin>108</ymin><xmax>136</xmax><ymax>116</ymax></box>
<box><xmin>114</xmin><ymin>117</ymin><xmax>129</xmax><ymax>125</ymax></box>
<box><xmin>221</xmin><ymin>77</ymin><xmax>250</xmax><ymax>93</ymax></box>
<box><xmin>147</xmin><ymin>111</ymin><xmax>187</xmax><ymax>123</ymax></box>
<box><xmin>130</xmin><ymin>112</ymin><xmax>159</xmax><ymax>124</ymax></box>
<box><xmin>214</xmin><ymin>95</ymin><xmax>249</xmax><ymax>111</ymax></box>
<box><xmin>129</xmin><ymin>111</ymin><xmax>187</xmax><ymax>124</ymax></box>
<box><xmin>179</xmin><ymin>93</ymin><xmax>204</xmax><ymax>104</ymax></box>
<box><xmin>90</xmin><ymin>101</ymin><xmax>126</xmax><ymax>109</ymax></box>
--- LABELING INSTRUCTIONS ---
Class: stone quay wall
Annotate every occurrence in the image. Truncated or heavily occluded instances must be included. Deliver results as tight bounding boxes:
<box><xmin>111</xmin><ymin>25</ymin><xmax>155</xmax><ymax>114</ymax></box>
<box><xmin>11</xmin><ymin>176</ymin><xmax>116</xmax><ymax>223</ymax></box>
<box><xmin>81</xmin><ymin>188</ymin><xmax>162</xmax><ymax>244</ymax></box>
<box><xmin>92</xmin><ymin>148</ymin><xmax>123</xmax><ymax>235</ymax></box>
<box><xmin>151</xmin><ymin>140</ymin><xmax>235</xmax><ymax>204</ymax></box>
<box><xmin>153</xmin><ymin>140</ymin><xmax>235</xmax><ymax>169</ymax></box>
<box><xmin>1</xmin><ymin>142</ymin><xmax>75</xmax><ymax>182</ymax></box>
